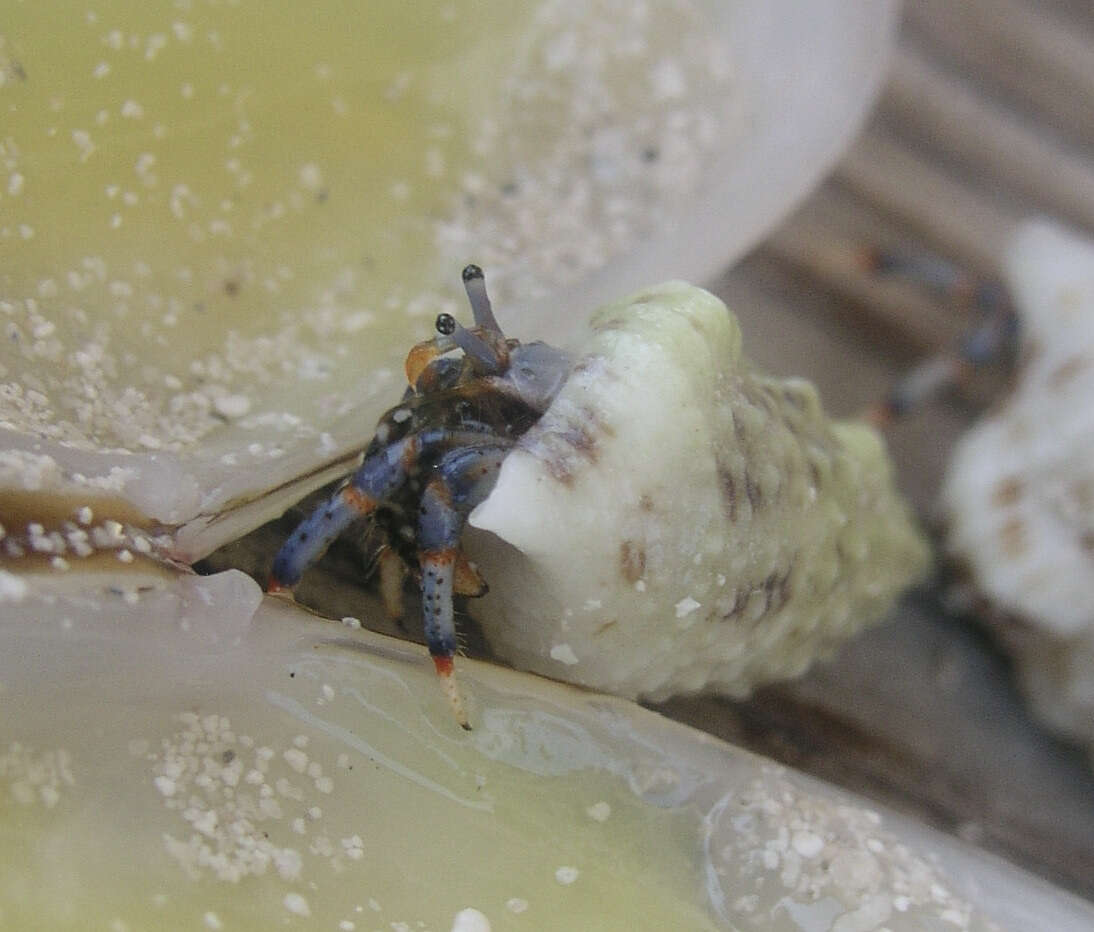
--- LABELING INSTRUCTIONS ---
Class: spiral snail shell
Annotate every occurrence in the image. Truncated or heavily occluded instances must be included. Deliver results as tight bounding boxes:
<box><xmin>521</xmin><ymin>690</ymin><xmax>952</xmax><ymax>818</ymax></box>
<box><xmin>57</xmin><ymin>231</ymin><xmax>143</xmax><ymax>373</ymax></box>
<box><xmin>465</xmin><ymin>281</ymin><xmax>929</xmax><ymax>701</ymax></box>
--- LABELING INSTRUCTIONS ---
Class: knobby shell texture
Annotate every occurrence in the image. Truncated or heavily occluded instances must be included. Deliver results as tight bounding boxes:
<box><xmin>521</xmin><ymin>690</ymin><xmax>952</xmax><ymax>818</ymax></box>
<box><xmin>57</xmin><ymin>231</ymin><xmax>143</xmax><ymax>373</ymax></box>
<box><xmin>942</xmin><ymin>219</ymin><xmax>1094</xmax><ymax>761</ymax></box>
<box><xmin>468</xmin><ymin>282</ymin><xmax>930</xmax><ymax>700</ymax></box>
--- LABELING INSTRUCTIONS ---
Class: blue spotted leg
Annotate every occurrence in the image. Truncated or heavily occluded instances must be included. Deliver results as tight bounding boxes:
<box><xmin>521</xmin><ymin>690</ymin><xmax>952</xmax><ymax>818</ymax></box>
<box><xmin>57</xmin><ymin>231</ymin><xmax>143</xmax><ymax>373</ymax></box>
<box><xmin>269</xmin><ymin>427</ymin><xmax>499</xmax><ymax>592</ymax></box>
<box><xmin>418</xmin><ymin>444</ymin><xmax>510</xmax><ymax>729</ymax></box>
<box><xmin>268</xmin><ymin>483</ymin><xmax>377</xmax><ymax>593</ymax></box>
<box><xmin>268</xmin><ymin>438</ymin><xmax>408</xmax><ymax>592</ymax></box>
<box><xmin>268</xmin><ymin>429</ymin><xmax>511</xmax><ymax>728</ymax></box>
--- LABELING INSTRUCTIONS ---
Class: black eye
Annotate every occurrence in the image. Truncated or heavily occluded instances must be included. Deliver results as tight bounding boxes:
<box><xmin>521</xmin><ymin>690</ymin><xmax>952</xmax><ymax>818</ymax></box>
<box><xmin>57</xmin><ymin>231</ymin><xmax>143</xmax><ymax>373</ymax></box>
<box><xmin>436</xmin><ymin>313</ymin><xmax>457</xmax><ymax>336</ymax></box>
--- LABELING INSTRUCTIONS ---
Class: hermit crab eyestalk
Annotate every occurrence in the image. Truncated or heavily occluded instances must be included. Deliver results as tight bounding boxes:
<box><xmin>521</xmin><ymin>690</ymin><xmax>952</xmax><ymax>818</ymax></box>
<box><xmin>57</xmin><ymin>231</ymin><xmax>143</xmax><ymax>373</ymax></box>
<box><xmin>440</xmin><ymin>313</ymin><xmax>505</xmax><ymax>373</ymax></box>
<box><xmin>439</xmin><ymin>276</ymin><xmax>509</xmax><ymax>374</ymax></box>
<box><xmin>461</xmin><ymin>263</ymin><xmax>502</xmax><ymax>334</ymax></box>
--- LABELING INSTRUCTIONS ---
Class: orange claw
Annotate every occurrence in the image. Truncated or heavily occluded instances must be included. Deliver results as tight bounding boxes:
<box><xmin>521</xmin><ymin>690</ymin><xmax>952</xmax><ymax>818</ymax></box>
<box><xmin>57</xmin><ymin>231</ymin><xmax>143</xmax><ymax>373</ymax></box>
<box><xmin>266</xmin><ymin>576</ymin><xmax>293</xmax><ymax>596</ymax></box>
<box><xmin>405</xmin><ymin>340</ymin><xmax>444</xmax><ymax>387</ymax></box>
<box><xmin>454</xmin><ymin>551</ymin><xmax>488</xmax><ymax>598</ymax></box>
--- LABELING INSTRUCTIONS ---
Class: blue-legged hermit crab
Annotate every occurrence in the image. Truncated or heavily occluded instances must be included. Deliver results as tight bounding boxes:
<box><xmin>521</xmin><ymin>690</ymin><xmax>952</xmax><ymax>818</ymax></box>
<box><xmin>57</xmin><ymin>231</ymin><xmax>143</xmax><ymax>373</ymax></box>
<box><xmin>268</xmin><ymin>266</ymin><xmax>571</xmax><ymax>728</ymax></box>
<box><xmin>270</xmin><ymin>270</ymin><xmax>930</xmax><ymax>730</ymax></box>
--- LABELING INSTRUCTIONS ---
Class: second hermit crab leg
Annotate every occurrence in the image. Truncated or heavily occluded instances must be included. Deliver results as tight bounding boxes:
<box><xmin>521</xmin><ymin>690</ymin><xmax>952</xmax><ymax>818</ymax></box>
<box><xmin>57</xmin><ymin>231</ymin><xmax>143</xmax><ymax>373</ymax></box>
<box><xmin>859</xmin><ymin>246</ymin><xmax>1016</xmax><ymax>426</ymax></box>
<box><xmin>268</xmin><ymin>428</ymin><xmax>505</xmax><ymax>593</ymax></box>
<box><xmin>418</xmin><ymin>444</ymin><xmax>509</xmax><ymax>730</ymax></box>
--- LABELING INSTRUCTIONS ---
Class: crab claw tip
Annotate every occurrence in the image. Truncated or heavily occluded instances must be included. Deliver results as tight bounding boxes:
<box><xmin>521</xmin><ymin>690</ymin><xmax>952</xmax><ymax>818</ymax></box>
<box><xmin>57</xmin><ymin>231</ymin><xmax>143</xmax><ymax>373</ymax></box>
<box><xmin>266</xmin><ymin>576</ymin><xmax>293</xmax><ymax>596</ymax></box>
<box><xmin>433</xmin><ymin>655</ymin><xmax>471</xmax><ymax>730</ymax></box>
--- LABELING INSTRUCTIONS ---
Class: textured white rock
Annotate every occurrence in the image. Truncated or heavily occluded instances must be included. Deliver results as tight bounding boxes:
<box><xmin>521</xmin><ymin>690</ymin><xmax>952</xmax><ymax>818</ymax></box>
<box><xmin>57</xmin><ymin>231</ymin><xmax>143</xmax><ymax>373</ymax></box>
<box><xmin>468</xmin><ymin>283</ymin><xmax>928</xmax><ymax>700</ymax></box>
<box><xmin>942</xmin><ymin>219</ymin><xmax>1094</xmax><ymax>756</ymax></box>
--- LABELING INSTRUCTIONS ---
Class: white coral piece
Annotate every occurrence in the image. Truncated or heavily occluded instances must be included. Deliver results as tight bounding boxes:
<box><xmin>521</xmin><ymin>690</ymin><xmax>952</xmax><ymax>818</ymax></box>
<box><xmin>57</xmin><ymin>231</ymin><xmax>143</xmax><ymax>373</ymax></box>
<box><xmin>943</xmin><ymin>219</ymin><xmax>1094</xmax><ymax>750</ymax></box>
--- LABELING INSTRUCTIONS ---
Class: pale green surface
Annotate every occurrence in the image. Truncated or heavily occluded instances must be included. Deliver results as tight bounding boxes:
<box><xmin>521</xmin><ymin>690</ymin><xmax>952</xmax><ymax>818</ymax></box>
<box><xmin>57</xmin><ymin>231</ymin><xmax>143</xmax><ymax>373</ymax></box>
<box><xmin>470</xmin><ymin>283</ymin><xmax>930</xmax><ymax>700</ymax></box>
<box><xmin>0</xmin><ymin>567</ymin><xmax>1025</xmax><ymax>931</ymax></box>
<box><xmin>0</xmin><ymin>569</ymin><xmax>724</xmax><ymax>931</ymax></box>
<box><xmin>0</xmin><ymin>0</ymin><xmax>903</xmax><ymax>558</ymax></box>
<box><xmin>1</xmin><ymin>0</ymin><xmax>530</xmax><ymax>452</ymax></box>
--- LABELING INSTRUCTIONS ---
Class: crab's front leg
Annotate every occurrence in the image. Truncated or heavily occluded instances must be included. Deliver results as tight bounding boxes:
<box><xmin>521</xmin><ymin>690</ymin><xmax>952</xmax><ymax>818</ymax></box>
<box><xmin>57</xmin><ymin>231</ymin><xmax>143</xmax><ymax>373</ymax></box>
<box><xmin>267</xmin><ymin>433</ymin><xmax>427</xmax><ymax>593</ymax></box>
<box><xmin>418</xmin><ymin>444</ymin><xmax>508</xmax><ymax>730</ymax></box>
<box><xmin>268</xmin><ymin>483</ymin><xmax>378</xmax><ymax>593</ymax></box>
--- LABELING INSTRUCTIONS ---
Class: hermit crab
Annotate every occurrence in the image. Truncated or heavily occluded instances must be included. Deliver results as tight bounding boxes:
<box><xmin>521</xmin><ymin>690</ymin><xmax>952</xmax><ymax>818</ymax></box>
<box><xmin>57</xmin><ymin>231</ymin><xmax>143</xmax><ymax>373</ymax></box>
<box><xmin>269</xmin><ymin>267</ymin><xmax>929</xmax><ymax>729</ymax></box>
<box><xmin>268</xmin><ymin>265</ymin><xmax>571</xmax><ymax>727</ymax></box>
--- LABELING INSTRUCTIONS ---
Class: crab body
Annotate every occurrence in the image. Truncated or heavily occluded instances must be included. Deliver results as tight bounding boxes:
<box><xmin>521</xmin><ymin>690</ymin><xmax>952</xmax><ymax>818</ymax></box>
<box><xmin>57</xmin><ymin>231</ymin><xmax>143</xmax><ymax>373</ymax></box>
<box><xmin>268</xmin><ymin>266</ymin><xmax>571</xmax><ymax>727</ymax></box>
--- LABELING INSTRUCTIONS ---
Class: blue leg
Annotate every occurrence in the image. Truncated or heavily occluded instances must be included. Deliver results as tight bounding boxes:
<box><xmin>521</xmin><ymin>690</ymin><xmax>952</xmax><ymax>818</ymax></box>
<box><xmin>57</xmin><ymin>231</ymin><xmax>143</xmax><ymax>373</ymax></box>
<box><xmin>268</xmin><ymin>428</ymin><xmax>505</xmax><ymax>592</ymax></box>
<box><xmin>860</xmin><ymin>247</ymin><xmax>1017</xmax><ymax>426</ymax></box>
<box><xmin>269</xmin><ymin>483</ymin><xmax>377</xmax><ymax>592</ymax></box>
<box><xmin>268</xmin><ymin>433</ymin><xmax>425</xmax><ymax>592</ymax></box>
<box><xmin>418</xmin><ymin>445</ymin><xmax>508</xmax><ymax>729</ymax></box>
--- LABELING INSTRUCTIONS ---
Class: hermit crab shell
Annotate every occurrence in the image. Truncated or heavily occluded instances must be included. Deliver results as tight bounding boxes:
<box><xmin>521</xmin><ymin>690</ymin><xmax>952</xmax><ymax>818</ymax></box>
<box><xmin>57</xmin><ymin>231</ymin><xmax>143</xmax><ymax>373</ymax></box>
<box><xmin>466</xmin><ymin>282</ymin><xmax>929</xmax><ymax>701</ymax></box>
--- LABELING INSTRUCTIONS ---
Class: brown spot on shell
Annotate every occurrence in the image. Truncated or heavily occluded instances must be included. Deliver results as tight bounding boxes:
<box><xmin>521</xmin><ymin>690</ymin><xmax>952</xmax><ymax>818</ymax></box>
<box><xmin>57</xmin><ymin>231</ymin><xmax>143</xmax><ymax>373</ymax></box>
<box><xmin>624</xmin><ymin>291</ymin><xmax>664</xmax><ymax>307</ymax></box>
<box><xmin>593</xmin><ymin>315</ymin><xmax>628</xmax><ymax>332</ymax></box>
<box><xmin>523</xmin><ymin>405</ymin><xmax>604</xmax><ymax>486</ymax></box>
<box><xmin>579</xmin><ymin>403</ymin><xmax>615</xmax><ymax>438</ymax></box>
<box><xmin>778</xmin><ymin>561</ymin><xmax>794</xmax><ymax>610</ymax></box>
<box><xmin>720</xmin><ymin>589</ymin><xmax>746</xmax><ymax>622</ymax></box>
<box><xmin>638</xmin><ymin>494</ymin><xmax>654</xmax><ymax>512</ymax></box>
<box><xmin>991</xmin><ymin>477</ymin><xmax>1024</xmax><ymax>508</ymax></box>
<box><xmin>538</xmin><ymin>453</ymin><xmax>576</xmax><ymax>486</ymax></box>
<box><xmin>717</xmin><ymin>466</ymin><xmax>738</xmax><ymax>522</ymax></box>
<box><xmin>808</xmin><ymin>459</ymin><xmax>822</xmax><ymax>491</ymax></box>
<box><xmin>1048</xmin><ymin>355</ymin><xmax>1088</xmax><ymax>391</ymax></box>
<box><xmin>684</xmin><ymin>313</ymin><xmax>709</xmax><ymax>338</ymax></box>
<box><xmin>619</xmin><ymin>540</ymin><xmax>646</xmax><ymax>583</ymax></box>
<box><xmin>761</xmin><ymin>565</ymin><xmax>794</xmax><ymax>616</ymax></box>
<box><xmin>571</xmin><ymin>355</ymin><xmax>616</xmax><ymax>381</ymax></box>
<box><xmin>732</xmin><ymin>411</ymin><xmax>747</xmax><ymax>446</ymax></box>
<box><xmin>744</xmin><ymin>472</ymin><xmax>762</xmax><ymax>512</ymax></box>
<box><xmin>999</xmin><ymin>516</ymin><xmax>1027</xmax><ymax>559</ymax></box>
<box><xmin>560</xmin><ymin>424</ymin><xmax>597</xmax><ymax>460</ymax></box>
<box><xmin>835</xmin><ymin>540</ymin><xmax>849</xmax><ymax>568</ymax></box>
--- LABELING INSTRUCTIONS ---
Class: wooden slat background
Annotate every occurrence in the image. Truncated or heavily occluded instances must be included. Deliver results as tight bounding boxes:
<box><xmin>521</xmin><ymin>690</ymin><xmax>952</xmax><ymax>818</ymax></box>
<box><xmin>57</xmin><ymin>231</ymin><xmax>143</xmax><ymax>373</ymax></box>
<box><xmin>671</xmin><ymin>0</ymin><xmax>1094</xmax><ymax>900</ymax></box>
